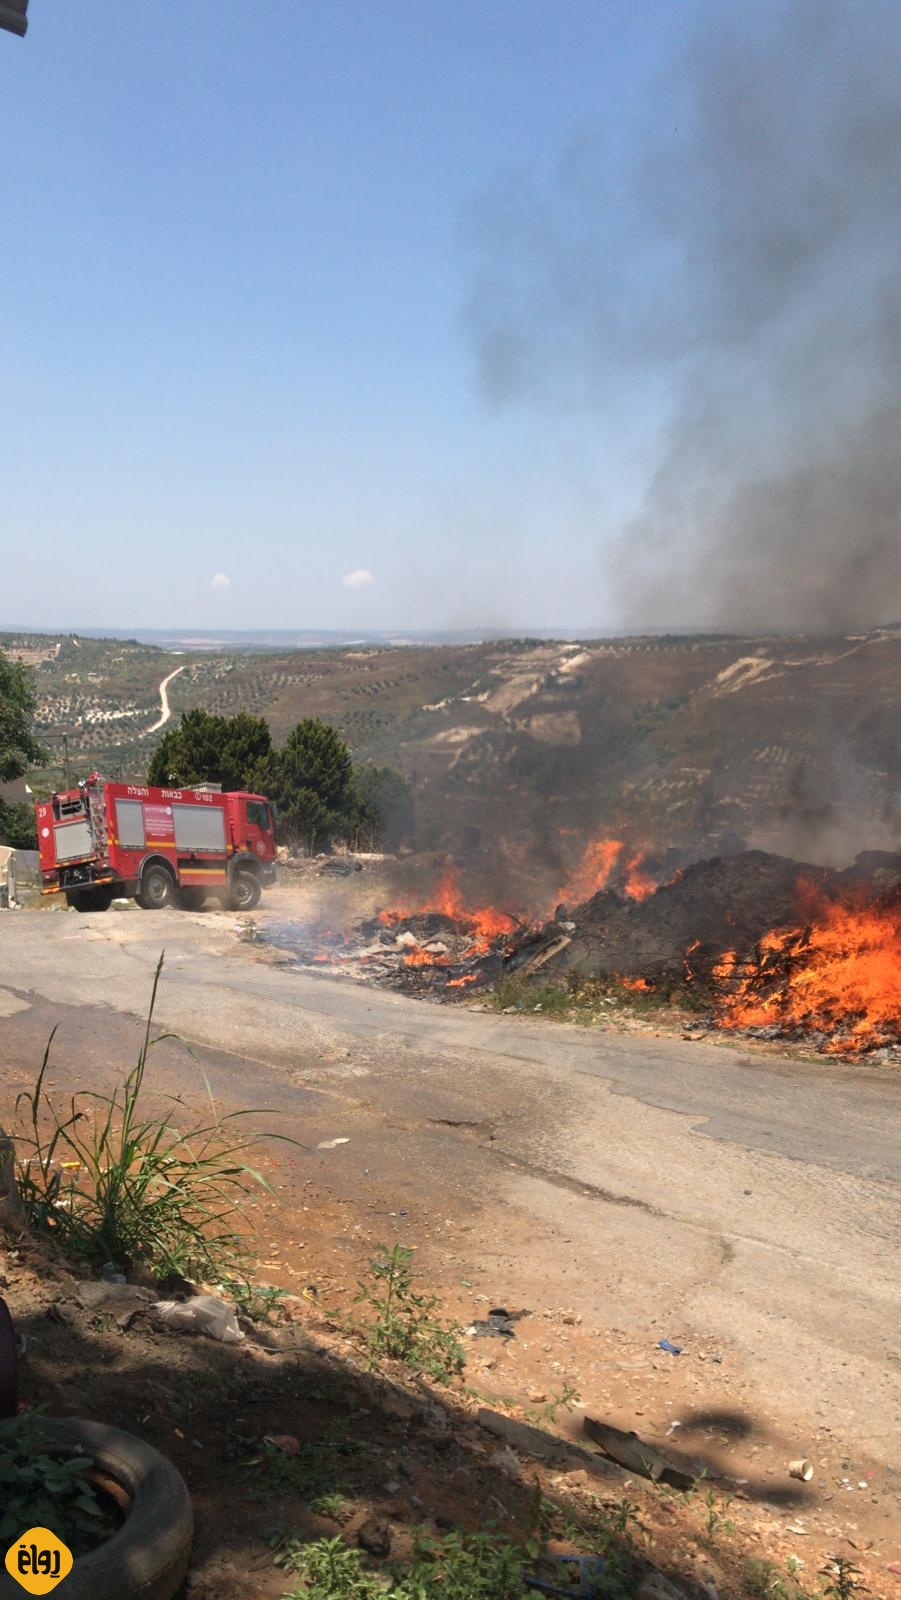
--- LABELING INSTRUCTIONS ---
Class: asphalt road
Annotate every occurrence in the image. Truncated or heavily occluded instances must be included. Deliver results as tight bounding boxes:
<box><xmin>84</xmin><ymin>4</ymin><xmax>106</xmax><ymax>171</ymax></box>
<box><xmin>1</xmin><ymin>907</ymin><xmax>899</xmax><ymax>1473</ymax></box>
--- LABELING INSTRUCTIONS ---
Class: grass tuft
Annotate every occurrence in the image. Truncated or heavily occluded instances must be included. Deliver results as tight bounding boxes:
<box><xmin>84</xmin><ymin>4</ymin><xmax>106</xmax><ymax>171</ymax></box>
<box><xmin>14</xmin><ymin>953</ymin><xmax>290</xmax><ymax>1280</ymax></box>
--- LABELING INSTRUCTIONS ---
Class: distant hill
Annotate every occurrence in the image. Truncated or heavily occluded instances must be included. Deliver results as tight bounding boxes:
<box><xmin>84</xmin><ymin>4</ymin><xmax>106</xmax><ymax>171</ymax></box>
<box><xmin>7</xmin><ymin>625</ymin><xmax>899</xmax><ymax>899</ymax></box>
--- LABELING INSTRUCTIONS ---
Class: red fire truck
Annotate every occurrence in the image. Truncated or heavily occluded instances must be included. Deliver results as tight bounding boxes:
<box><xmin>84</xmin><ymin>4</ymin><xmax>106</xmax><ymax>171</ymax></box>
<box><xmin>36</xmin><ymin>774</ymin><xmax>277</xmax><ymax>913</ymax></box>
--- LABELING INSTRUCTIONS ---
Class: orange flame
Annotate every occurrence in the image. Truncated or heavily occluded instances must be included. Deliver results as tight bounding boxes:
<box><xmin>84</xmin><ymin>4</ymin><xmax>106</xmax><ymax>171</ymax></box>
<box><xmin>619</xmin><ymin>975</ymin><xmax>652</xmax><ymax>992</ymax></box>
<box><xmin>404</xmin><ymin>947</ymin><xmax>447</xmax><ymax>967</ymax></box>
<box><xmin>556</xmin><ymin>839</ymin><xmax>658</xmax><ymax>908</ymax></box>
<box><xmin>714</xmin><ymin>888</ymin><xmax>901</xmax><ymax>1055</ymax></box>
<box><xmin>378</xmin><ymin>866</ymin><xmax>518</xmax><ymax>952</ymax></box>
<box><xmin>623</xmin><ymin>851</ymin><xmax>656</xmax><ymax>903</ymax></box>
<box><xmin>447</xmin><ymin>973</ymin><xmax>479</xmax><ymax>988</ymax></box>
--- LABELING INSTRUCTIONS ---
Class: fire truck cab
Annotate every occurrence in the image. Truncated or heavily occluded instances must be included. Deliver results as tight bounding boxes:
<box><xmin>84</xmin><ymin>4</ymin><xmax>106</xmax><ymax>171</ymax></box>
<box><xmin>36</xmin><ymin>774</ymin><xmax>277</xmax><ymax>913</ymax></box>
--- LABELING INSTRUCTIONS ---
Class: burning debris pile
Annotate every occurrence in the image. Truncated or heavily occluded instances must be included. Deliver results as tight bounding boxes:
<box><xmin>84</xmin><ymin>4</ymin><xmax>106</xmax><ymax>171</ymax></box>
<box><xmin>265</xmin><ymin>867</ymin><xmax>523</xmax><ymax>996</ymax></box>
<box><xmin>713</xmin><ymin>883</ymin><xmax>901</xmax><ymax>1057</ymax></box>
<box><xmin>264</xmin><ymin>847</ymin><xmax>901</xmax><ymax>1058</ymax></box>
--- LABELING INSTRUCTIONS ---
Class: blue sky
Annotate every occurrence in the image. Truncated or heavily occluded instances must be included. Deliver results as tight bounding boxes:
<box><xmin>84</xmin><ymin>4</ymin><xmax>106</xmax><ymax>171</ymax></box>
<box><xmin>5</xmin><ymin>2</ymin><xmax>896</xmax><ymax>635</ymax></box>
<box><xmin>0</xmin><ymin>0</ymin><xmax>686</xmax><ymax>631</ymax></box>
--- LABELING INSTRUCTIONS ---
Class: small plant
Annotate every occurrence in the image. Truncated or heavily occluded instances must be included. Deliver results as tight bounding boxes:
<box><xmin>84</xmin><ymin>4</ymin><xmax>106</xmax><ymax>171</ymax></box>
<box><xmin>247</xmin><ymin>1431</ymin><xmax>349</xmax><ymax>1503</ymax></box>
<box><xmin>523</xmin><ymin>1379</ymin><xmax>581</xmax><ymax>1424</ymax></box>
<box><xmin>0</xmin><ymin>1411</ymin><xmax>115</xmax><ymax>1556</ymax></box>
<box><xmin>353</xmin><ymin>1244</ymin><xmax>465</xmax><ymax>1384</ymax></box>
<box><xmin>220</xmin><ymin>1277</ymin><xmax>289</xmax><ymax>1323</ymax></box>
<box><xmin>279</xmin><ymin>1535</ymin><xmax>383</xmax><ymax>1599</ymax></box>
<box><xmin>404</xmin><ymin>1528</ymin><xmax>529</xmax><ymax>1598</ymax></box>
<box><xmin>309</xmin><ymin>1491</ymin><xmax>349</xmax><ymax>1523</ymax></box>
<box><xmin>278</xmin><ymin>1529</ymin><xmax>531</xmax><ymax>1599</ymax></box>
<box><xmin>703</xmin><ymin>1486</ymin><xmax>736</xmax><ymax>1546</ymax></box>
<box><xmin>744</xmin><ymin>1558</ymin><xmax>792</xmax><ymax>1599</ymax></box>
<box><xmin>15</xmin><ymin>955</ymin><xmax>286</xmax><ymax>1279</ymax></box>
<box><xmin>819</xmin><ymin>1557</ymin><xmax>871</xmax><ymax>1600</ymax></box>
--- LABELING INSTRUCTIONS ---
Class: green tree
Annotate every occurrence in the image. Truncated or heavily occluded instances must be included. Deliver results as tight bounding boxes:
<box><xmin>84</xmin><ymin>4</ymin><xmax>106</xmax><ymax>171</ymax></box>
<box><xmin>148</xmin><ymin>709</ymin><xmax>271</xmax><ymax>792</ymax></box>
<box><xmin>263</xmin><ymin>718</ymin><xmax>354</xmax><ymax>851</ymax></box>
<box><xmin>0</xmin><ymin>646</ymin><xmax>46</xmax><ymax>848</ymax></box>
<box><xmin>0</xmin><ymin>646</ymin><xmax>46</xmax><ymax>785</ymax></box>
<box><xmin>348</xmin><ymin>762</ymin><xmax>414</xmax><ymax>850</ymax></box>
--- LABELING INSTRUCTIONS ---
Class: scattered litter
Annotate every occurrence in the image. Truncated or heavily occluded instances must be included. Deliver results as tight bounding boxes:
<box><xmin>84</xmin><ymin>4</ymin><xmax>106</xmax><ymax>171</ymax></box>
<box><xmin>464</xmin><ymin>1306</ymin><xmax>519</xmax><ymax>1339</ymax></box>
<box><xmin>788</xmin><ymin>1458</ymin><xmax>814</xmax><ymax>1481</ymax></box>
<box><xmin>317</xmin><ymin>1137</ymin><xmax>350</xmax><ymax>1150</ymax></box>
<box><xmin>785</xmin><ymin>1526</ymin><xmax>810</xmax><ymax>1536</ymax></box>
<box><xmin>583</xmin><ymin>1415</ymin><xmax>696</xmax><ymax>1489</ymax></box>
<box><xmin>153</xmin><ymin>1293</ymin><xmax>244</xmax><ymax>1343</ymax></box>
<box><xmin>887</xmin><ymin>1563</ymin><xmax>901</xmax><ymax>1576</ymax></box>
<box><xmin>657</xmin><ymin>1339</ymin><xmax>683</xmax><ymax>1355</ymax></box>
<box><xmin>524</xmin><ymin>1554</ymin><xmax>606</xmax><ymax>1597</ymax></box>
<box><xmin>666</xmin><ymin>1421</ymin><xmax>682</xmax><ymax>1437</ymax></box>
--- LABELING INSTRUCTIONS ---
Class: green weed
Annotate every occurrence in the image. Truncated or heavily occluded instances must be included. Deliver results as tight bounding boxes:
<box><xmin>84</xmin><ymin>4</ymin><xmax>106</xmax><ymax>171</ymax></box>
<box><xmin>743</xmin><ymin>1558</ymin><xmax>806</xmax><ymax>1600</ymax></box>
<box><xmin>353</xmin><ymin>1244</ymin><xmax>465</xmax><ymax>1384</ymax></box>
<box><xmin>247</xmin><ymin>1430</ymin><xmax>351</xmax><ymax>1503</ymax></box>
<box><xmin>15</xmin><ymin>954</ymin><xmax>287</xmax><ymax>1280</ymax></box>
<box><xmin>523</xmin><ymin>1379</ymin><xmax>582</xmax><ymax>1424</ymax></box>
<box><xmin>0</xmin><ymin>1411</ymin><xmax>115</xmax><ymax>1556</ymax></box>
<box><xmin>220</xmin><ymin>1277</ymin><xmax>289</xmax><ymax>1323</ymax></box>
<box><xmin>819</xmin><ymin>1557</ymin><xmax>871</xmax><ymax>1600</ymax></box>
<box><xmin>703</xmin><ymin>1486</ymin><xmax>736</xmax><ymax>1546</ymax></box>
<box><xmin>278</xmin><ymin>1528</ymin><xmax>531</xmax><ymax>1599</ymax></box>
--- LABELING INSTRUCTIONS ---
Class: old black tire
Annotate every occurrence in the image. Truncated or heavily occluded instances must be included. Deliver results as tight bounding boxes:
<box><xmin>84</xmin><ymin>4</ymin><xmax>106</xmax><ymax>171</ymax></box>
<box><xmin>229</xmin><ymin>867</ymin><xmax>261</xmax><ymax>911</ymax></box>
<box><xmin>0</xmin><ymin>1417</ymin><xmax>193</xmax><ymax>1600</ymax></box>
<box><xmin>136</xmin><ymin>863</ymin><xmax>174</xmax><ymax>911</ymax></box>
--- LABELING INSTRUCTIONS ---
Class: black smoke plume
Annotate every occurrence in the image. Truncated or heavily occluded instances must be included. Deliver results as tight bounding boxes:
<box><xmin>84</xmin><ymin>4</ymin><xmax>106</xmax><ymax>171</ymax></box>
<box><xmin>463</xmin><ymin>1</ymin><xmax>901</xmax><ymax>632</ymax></box>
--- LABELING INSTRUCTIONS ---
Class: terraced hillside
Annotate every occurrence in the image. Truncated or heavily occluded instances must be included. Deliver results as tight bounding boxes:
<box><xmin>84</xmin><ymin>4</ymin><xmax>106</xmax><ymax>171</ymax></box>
<box><xmin>7</xmin><ymin>627</ymin><xmax>899</xmax><ymax>897</ymax></box>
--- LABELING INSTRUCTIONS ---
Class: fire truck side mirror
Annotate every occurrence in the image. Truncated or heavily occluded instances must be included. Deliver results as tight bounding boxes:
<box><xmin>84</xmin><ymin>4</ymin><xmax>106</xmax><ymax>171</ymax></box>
<box><xmin>0</xmin><ymin>1</ymin><xmax>28</xmax><ymax>37</ymax></box>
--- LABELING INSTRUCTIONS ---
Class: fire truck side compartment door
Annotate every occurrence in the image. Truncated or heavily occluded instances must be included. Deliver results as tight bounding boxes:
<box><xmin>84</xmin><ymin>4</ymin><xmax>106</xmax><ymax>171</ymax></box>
<box><xmin>53</xmin><ymin>819</ymin><xmax>93</xmax><ymax>862</ymax></box>
<box><xmin>116</xmin><ymin>799</ymin><xmax>146</xmax><ymax>850</ymax></box>
<box><xmin>172</xmin><ymin>803</ymin><xmax>227</xmax><ymax>853</ymax></box>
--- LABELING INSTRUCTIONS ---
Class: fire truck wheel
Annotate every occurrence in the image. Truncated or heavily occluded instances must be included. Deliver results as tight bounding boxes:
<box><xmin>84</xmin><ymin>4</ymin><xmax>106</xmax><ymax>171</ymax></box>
<box><xmin>177</xmin><ymin>887</ymin><xmax>207</xmax><ymax>911</ymax></box>
<box><xmin>0</xmin><ymin>1416</ymin><xmax>193</xmax><ymax>1600</ymax></box>
<box><xmin>67</xmin><ymin>886</ymin><xmax>114</xmax><ymax>913</ymax></box>
<box><xmin>136</xmin><ymin>863</ymin><xmax>176</xmax><ymax>911</ymax></box>
<box><xmin>229</xmin><ymin>867</ymin><xmax>262</xmax><ymax>911</ymax></box>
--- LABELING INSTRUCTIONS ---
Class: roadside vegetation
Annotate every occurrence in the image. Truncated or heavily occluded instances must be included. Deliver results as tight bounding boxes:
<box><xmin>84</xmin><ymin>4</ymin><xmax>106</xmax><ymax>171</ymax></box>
<box><xmin>351</xmin><ymin>1243</ymin><xmax>465</xmax><ymax>1384</ymax></box>
<box><xmin>13</xmin><ymin>955</ymin><xmax>283</xmax><ymax>1280</ymax></box>
<box><xmin>486</xmin><ymin>970</ymin><xmax>710</xmax><ymax>1024</ymax></box>
<box><xmin>0</xmin><ymin>639</ymin><xmax>46</xmax><ymax>848</ymax></box>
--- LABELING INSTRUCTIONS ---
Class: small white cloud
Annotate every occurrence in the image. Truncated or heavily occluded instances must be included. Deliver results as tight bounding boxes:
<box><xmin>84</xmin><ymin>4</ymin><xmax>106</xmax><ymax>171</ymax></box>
<box><xmin>341</xmin><ymin>569</ymin><xmax>376</xmax><ymax>590</ymax></box>
<box><xmin>210</xmin><ymin>572</ymin><xmax>232</xmax><ymax>591</ymax></box>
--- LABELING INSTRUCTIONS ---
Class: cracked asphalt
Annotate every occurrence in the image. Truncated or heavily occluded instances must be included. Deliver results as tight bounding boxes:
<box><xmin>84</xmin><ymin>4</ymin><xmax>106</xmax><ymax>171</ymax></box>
<box><xmin>1</xmin><ymin>905</ymin><xmax>898</xmax><ymax>1477</ymax></box>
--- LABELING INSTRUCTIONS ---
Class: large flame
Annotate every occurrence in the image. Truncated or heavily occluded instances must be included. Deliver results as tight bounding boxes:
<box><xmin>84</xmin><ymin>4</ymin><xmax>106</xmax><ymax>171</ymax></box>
<box><xmin>714</xmin><ymin>885</ymin><xmax>901</xmax><ymax>1055</ymax></box>
<box><xmin>378</xmin><ymin>866</ymin><xmax>518</xmax><ymax>952</ymax></box>
<box><xmin>556</xmin><ymin>839</ymin><xmax>657</xmax><ymax>907</ymax></box>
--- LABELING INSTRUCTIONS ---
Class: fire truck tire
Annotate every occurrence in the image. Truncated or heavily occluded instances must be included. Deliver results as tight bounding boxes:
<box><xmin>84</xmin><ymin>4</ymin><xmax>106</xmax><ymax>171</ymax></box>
<box><xmin>229</xmin><ymin>866</ymin><xmax>261</xmax><ymax>911</ymax></box>
<box><xmin>177</xmin><ymin>887</ymin><xmax>207</xmax><ymax>911</ymax></box>
<box><xmin>67</xmin><ymin>886</ymin><xmax>114</xmax><ymax>913</ymax></box>
<box><xmin>0</xmin><ymin>1416</ymin><xmax>193</xmax><ymax>1600</ymax></box>
<box><xmin>136</xmin><ymin>863</ymin><xmax>176</xmax><ymax>911</ymax></box>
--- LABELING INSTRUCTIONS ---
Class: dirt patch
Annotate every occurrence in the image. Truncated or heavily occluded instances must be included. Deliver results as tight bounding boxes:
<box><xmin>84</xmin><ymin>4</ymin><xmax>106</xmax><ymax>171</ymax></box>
<box><xmin>3</xmin><ymin>1222</ymin><xmax>894</xmax><ymax>1600</ymax></box>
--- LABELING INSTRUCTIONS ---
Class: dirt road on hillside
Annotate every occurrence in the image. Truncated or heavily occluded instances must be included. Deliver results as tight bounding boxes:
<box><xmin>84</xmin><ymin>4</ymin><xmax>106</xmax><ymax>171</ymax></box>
<box><xmin>1</xmin><ymin>900</ymin><xmax>898</xmax><ymax>1553</ymax></box>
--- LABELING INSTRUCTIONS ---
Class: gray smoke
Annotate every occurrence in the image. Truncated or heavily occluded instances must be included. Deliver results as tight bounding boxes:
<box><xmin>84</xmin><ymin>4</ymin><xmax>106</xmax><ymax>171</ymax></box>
<box><xmin>462</xmin><ymin>1</ymin><xmax>901</xmax><ymax>631</ymax></box>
